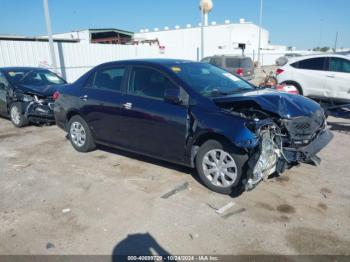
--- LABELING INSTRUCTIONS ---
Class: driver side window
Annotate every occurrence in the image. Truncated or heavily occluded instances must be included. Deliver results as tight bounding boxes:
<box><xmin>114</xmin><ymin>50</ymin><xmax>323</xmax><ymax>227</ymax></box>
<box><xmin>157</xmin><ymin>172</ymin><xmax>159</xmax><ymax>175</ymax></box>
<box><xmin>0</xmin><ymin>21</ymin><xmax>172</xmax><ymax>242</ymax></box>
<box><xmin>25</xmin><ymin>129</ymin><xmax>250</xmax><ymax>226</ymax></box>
<box><xmin>129</xmin><ymin>67</ymin><xmax>177</xmax><ymax>100</ymax></box>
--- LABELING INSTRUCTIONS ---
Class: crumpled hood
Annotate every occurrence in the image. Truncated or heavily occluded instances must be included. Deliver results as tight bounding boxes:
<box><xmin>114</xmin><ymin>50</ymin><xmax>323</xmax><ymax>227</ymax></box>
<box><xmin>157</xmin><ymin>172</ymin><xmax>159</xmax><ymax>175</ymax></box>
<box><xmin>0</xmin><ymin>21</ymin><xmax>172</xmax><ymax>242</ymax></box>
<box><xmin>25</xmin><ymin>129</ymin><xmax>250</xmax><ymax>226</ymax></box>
<box><xmin>15</xmin><ymin>84</ymin><xmax>60</xmax><ymax>97</ymax></box>
<box><xmin>213</xmin><ymin>89</ymin><xmax>321</xmax><ymax>119</ymax></box>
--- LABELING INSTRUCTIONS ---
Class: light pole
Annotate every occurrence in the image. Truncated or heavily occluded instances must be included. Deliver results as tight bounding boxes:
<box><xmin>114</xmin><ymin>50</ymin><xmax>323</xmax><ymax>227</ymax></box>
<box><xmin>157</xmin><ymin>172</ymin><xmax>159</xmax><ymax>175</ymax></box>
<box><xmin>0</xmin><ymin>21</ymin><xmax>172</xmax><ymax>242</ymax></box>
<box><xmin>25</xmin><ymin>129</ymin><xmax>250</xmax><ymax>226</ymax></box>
<box><xmin>257</xmin><ymin>0</ymin><xmax>263</xmax><ymax>67</ymax></box>
<box><xmin>43</xmin><ymin>0</ymin><xmax>58</xmax><ymax>73</ymax></box>
<box><xmin>199</xmin><ymin>0</ymin><xmax>213</xmax><ymax>60</ymax></box>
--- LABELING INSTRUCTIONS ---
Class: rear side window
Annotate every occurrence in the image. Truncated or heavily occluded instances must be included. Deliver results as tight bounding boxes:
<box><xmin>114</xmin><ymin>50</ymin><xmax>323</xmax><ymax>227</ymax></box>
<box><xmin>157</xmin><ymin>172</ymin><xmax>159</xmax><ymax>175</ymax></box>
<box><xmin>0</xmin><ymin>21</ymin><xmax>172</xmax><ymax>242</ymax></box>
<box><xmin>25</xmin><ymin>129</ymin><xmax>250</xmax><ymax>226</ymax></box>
<box><xmin>210</xmin><ymin>57</ymin><xmax>222</xmax><ymax>67</ymax></box>
<box><xmin>93</xmin><ymin>67</ymin><xmax>125</xmax><ymax>91</ymax></box>
<box><xmin>129</xmin><ymin>67</ymin><xmax>177</xmax><ymax>100</ymax></box>
<box><xmin>291</xmin><ymin>57</ymin><xmax>327</xmax><ymax>71</ymax></box>
<box><xmin>330</xmin><ymin>58</ymin><xmax>350</xmax><ymax>73</ymax></box>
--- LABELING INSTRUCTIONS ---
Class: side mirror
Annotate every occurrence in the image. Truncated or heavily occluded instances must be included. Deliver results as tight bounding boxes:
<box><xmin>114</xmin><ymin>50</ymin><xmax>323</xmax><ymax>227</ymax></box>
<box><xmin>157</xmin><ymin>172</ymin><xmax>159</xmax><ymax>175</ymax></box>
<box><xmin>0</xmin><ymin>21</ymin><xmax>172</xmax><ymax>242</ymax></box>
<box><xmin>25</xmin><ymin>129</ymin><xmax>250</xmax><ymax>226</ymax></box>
<box><xmin>0</xmin><ymin>83</ymin><xmax>5</xmax><ymax>90</ymax></box>
<box><xmin>164</xmin><ymin>88</ymin><xmax>182</xmax><ymax>104</ymax></box>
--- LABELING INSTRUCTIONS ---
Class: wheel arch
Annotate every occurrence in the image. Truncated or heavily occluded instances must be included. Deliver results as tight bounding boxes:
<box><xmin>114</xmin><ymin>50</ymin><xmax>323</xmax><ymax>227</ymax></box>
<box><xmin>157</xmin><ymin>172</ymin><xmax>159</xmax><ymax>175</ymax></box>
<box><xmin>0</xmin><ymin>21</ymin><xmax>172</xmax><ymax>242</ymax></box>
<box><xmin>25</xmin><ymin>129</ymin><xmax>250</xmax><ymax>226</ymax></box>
<box><xmin>189</xmin><ymin>132</ymin><xmax>234</xmax><ymax>168</ymax></box>
<box><xmin>65</xmin><ymin>110</ymin><xmax>87</xmax><ymax>131</ymax></box>
<box><xmin>281</xmin><ymin>80</ymin><xmax>303</xmax><ymax>95</ymax></box>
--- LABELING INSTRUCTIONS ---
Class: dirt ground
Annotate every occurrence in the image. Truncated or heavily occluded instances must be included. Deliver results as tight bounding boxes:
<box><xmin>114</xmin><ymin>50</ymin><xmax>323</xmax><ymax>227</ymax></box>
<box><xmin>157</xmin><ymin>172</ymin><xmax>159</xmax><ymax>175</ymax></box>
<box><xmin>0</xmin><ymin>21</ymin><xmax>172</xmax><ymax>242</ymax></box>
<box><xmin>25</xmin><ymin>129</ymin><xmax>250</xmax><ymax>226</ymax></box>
<box><xmin>0</xmin><ymin>114</ymin><xmax>350</xmax><ymax>256</ymax></box>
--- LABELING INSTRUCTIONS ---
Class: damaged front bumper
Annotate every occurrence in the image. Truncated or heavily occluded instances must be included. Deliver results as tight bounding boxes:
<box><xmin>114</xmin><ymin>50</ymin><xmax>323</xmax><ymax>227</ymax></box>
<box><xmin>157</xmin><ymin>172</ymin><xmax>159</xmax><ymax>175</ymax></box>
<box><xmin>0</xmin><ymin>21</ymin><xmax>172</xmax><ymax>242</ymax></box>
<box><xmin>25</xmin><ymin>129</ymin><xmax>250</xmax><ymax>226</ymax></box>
<box><xmin>281</xmin><ymin>128</ymin><xmax>334</xmax><ymax>163</ymax></box>
<box><xmin>24</xmin><ymin>98</ymin><xmax>55</xmax><ymax>124</ymax></box>
<box><xmin>245</xmin><ymin>126</ymin><xmax>333</xmax><ymax>191</ymax></box>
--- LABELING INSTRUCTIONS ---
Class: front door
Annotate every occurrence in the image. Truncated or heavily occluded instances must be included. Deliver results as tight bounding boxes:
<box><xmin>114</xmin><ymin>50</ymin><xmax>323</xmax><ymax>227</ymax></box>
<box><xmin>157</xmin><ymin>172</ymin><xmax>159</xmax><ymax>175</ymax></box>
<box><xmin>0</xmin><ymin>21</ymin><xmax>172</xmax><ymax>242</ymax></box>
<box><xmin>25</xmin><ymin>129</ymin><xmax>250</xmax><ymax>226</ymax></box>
<box><xmin>326</xmin><ymin>57</ymin><xmax>350</xmax><ymax>100</ymax></box>
<box><xmin>118</xmin><ymin>66</ymin><xmax>189</xmax><ymax>163</ymax></box>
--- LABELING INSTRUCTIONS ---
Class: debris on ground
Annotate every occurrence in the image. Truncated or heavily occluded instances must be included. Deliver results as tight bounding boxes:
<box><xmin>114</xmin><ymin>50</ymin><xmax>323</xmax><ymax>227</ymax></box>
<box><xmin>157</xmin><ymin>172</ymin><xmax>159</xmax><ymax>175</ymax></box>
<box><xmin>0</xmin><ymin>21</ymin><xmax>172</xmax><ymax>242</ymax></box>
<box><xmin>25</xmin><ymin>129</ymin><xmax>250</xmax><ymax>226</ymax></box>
<box><xmin>215</xmin><ymin>202</ymin><xmax>235</xmax><ymax>214</ymax></box>
<box><xmin>161</xmin><ymin>182</ymin><xmax>189</xmax><ymax>199</ymax></box>
<box><xmin>222</xmin><ymin>208</ymin><xmax>247</xmax><ymax>219</ymax></box>
<box><xmin>46</xmin><ymin>242</ymin><xmax>55</xmax><ymax>249</ymax></box>
<box><xmin>61</xmin><ymin>208</ymin><xmax>71</xmax><ymax>214</ymax></box>
<box><xmin>13</xmin><ymin>163</ymin><xmax>32</xmax><ymax>171</ymax></box>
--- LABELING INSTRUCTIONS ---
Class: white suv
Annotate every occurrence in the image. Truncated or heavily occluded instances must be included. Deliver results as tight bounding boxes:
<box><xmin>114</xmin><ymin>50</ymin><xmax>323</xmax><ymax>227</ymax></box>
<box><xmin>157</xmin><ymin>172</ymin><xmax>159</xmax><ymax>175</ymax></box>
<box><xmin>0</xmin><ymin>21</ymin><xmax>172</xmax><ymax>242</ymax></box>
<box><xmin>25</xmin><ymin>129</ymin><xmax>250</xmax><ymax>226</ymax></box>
<box><xmin>276</xmin><ymin>54</ymin><xmax>350</xmax><ymax>102</ymax></box>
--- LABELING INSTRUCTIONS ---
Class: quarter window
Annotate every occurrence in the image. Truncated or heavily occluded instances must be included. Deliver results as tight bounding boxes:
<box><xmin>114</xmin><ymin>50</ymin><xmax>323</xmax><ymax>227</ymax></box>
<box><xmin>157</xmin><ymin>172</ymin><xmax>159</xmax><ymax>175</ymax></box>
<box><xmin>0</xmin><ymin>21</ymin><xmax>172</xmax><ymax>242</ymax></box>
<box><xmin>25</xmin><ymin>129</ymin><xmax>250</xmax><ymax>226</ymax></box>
<box><xmin>129</xmin><ymin>67</ymin><xmax>177</xmax><ymax>100</ymax></box>
<box><xmin>93</xmin><ymin>67</ymin><xmax>125</xmax><ymax>91</ymax></box>
<box><xmin>330</xmin><ymin>58</ymin><xmax>350</xmax><ymax>73</ymax></box>
<box><xmin>291</xmin><ymin>57</ymin><xmax>327</xmax><ymax>71</ymax></box>
<box><xmin>210</xmin><ymin>57</ymin><xmax>222</xmax><ymax>67</ymax></box>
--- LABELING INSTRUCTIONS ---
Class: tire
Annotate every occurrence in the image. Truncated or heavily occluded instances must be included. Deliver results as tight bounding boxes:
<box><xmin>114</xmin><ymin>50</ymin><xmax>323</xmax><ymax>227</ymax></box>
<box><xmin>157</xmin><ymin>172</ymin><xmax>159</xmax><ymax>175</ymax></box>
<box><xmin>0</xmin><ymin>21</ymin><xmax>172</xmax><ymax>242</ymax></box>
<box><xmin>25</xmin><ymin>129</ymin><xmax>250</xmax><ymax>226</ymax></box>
<box><xmin>195</xmin><ymin>139</ymin><xmax>248</xmax><ymax>195</ymax></box>
<box><xmin>9</xmin><ymin>103</ymin><xmax>28</xmax><ymax>128</ymax></box>
<box><xmin>68</xmin><ymin>115</ymin><xmax>96</xmax><ymax>152</ymax></box>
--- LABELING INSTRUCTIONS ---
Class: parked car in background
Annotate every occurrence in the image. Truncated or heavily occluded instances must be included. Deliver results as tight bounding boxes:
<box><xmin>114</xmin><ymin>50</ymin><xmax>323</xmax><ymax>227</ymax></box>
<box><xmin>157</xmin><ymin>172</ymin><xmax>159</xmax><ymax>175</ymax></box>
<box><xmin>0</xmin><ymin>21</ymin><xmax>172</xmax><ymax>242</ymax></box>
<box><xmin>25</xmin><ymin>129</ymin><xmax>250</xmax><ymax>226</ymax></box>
<box><xmin>201</xmin><ymin>55</ymin><xmax>254</xmax><ymax>80</ymax></box>
<box><xmin>276</xmin><ymin>54</ymin><xmax>350</xmax><ymax>102</ymax></box>
<box><xmin>54</xmin><ymin>59</ymin><xmax>332</xmax><ymax>195</ymax></box>
<box><xmin>275</xmin><ymin>53</ymin><xmax>302</xmax><ymax>66</ymax></box>
<box><xmin>0</xmin><ymin>67</ymin><xmax>67</xmax><ymax>127</ymax></box>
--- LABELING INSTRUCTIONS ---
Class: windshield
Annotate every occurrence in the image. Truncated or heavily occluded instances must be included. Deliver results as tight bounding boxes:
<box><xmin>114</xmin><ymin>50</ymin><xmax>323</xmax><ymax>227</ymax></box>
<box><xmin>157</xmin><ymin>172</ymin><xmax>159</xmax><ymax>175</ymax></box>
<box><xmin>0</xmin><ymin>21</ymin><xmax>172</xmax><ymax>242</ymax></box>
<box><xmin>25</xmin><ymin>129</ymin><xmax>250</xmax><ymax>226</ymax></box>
<box><xmin>5</xmin><ymin>69</ymin><xmax>66</xmax><ymax>86</ymax></box>
<box><xmin>168</xmin><ymin>62</ymin><xmax>254</xmax><ymax>97</ymax></box>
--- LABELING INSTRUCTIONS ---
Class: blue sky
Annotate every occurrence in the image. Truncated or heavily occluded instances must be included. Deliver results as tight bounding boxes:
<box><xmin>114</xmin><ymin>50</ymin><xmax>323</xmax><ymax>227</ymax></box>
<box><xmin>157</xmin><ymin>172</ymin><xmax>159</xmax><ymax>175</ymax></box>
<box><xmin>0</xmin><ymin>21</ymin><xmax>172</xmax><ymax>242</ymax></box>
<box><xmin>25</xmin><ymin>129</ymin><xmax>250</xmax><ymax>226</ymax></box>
<box><xmin>1</xmin><ymin>0</ymin><xmax>349</xmax><ymax>49</ymax></box>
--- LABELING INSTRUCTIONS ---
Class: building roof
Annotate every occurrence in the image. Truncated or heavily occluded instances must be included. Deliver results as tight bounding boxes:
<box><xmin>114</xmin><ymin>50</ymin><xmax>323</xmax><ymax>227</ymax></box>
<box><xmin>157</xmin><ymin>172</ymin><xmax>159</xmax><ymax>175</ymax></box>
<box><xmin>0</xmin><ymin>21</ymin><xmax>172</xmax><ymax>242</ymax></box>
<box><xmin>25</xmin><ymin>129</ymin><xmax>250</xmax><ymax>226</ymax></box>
<box><xmin>87</xmin><ymin>28</ymin><xmax>134</xmax><ymax>36</ymax></box>
<box><xmin>0</xmin><ymin>35</ymin><xmax>79</xmax><ymax>43</ymax></box>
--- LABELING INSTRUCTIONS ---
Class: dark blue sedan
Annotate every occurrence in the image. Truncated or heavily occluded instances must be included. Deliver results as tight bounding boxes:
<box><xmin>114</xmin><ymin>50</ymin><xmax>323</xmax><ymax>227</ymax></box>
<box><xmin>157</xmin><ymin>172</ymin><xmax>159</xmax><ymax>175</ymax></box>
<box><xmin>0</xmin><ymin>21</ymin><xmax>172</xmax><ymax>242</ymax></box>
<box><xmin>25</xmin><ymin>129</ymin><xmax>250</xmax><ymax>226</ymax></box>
<box><xmin>53</xmin><ymin>59</ymin><xmax>333</xmax><ymax>195</ymax></box>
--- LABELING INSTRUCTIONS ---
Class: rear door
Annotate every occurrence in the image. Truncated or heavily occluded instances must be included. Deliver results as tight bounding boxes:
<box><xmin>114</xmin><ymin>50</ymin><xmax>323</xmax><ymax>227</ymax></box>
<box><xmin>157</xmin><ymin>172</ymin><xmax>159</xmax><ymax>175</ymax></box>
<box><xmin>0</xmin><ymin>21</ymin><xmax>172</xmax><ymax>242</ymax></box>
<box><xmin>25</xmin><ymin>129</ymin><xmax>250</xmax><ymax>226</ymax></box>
<box><xmin>0</xmin><ymin>71</ymin><xmax>10</xmax><ymax>116</ymax></box>
<box><xmin>118</xmin><ymin>65</ymin><xmax>189</xmax><ymax>162</ymax></box>
<box><xmin>326</xmin><ymin>57</ymin><xmax>350</xmax><ymax>100</ymax></box>
<box><xmin>79</xmin><ymin>65</ymin><xmax>127</xmax><ymax>145</ymax></box>
<box><xmin>291</xmin><ymin>57</ymin><xmax>328</xmax><ymax>97</ymax></box>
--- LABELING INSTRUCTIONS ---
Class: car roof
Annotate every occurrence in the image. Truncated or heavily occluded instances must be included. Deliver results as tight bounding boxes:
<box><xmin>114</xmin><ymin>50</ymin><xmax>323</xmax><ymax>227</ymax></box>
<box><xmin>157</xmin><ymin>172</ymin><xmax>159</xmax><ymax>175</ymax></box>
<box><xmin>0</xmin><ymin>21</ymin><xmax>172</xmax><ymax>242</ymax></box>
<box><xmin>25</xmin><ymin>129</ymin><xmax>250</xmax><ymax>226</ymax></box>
<box><xmin>0</xmin><ymin>66</ymin><xmax>52</xmax><ymax>71</ymax></box>
<box><xmin>287</xmin><ymin>53</ymin><xmax>350</xmax><ymax>64</ymax></box>
<box><xmin>97</xmin><ymin>59</ymin><xmax>195</xmax><ymax>68</ymax></box>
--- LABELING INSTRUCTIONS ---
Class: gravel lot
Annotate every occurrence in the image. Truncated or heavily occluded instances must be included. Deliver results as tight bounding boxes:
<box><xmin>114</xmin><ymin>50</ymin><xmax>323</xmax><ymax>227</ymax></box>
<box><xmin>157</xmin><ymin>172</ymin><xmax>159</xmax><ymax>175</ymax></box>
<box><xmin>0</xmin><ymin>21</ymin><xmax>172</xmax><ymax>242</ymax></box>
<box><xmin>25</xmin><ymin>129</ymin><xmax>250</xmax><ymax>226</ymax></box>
<box><xmin>0</xmin><ymin>114</ymin><xmax>350</xmax><ymax>256</ymax></box>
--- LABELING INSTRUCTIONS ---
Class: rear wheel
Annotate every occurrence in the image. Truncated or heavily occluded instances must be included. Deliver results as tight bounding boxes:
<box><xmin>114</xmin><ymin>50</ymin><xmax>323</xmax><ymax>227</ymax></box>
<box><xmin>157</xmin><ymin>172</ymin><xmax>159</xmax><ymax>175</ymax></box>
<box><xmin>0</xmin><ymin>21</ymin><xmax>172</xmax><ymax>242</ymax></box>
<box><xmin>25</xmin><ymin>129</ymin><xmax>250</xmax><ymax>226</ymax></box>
<box><xmin>68</xmin><ymin>115</ymin><xmax>96</xmax><ymax>152</ymax></box>
<box><xmin>10</xmin><ymin>103</ymin><xmax>28</xmax><ymax>128</ymax></box>
<box><xmin>195</xmin><ymin>139</ymin><xmax>247</xmax><ymax>195</ymax></box>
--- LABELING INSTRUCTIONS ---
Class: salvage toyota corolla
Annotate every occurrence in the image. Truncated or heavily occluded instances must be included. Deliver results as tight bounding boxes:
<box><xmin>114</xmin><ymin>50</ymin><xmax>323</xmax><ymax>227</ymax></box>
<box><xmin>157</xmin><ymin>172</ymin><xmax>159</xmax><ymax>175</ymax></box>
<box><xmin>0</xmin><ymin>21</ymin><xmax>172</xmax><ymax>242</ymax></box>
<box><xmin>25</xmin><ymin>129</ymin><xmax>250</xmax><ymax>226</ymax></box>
<box><xmin>0</xmin><ymin>67</ymin><xmax>66</xmax><ymax>127</ymax></box>
<box><xmin>53</xmin><ymin>59</ymin><xmax>333</xmax><ymax>195</ymax></box>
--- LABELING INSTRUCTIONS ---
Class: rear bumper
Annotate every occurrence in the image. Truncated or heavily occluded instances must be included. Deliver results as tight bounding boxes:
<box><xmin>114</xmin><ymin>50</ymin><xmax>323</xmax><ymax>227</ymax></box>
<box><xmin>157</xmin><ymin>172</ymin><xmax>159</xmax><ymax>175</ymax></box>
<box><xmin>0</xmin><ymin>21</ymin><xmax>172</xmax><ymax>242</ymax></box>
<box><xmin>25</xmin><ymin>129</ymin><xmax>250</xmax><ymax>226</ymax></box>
<box><xmin>283</xmin><ymin>128</ymin><xmax>334</xmax><ymax>162</ymax></box>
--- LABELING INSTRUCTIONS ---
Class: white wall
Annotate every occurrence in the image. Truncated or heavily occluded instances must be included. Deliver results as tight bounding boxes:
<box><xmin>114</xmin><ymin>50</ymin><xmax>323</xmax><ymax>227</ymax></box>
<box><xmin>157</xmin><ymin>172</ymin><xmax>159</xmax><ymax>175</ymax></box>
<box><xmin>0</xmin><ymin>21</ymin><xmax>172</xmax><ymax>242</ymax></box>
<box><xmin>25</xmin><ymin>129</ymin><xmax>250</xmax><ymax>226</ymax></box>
<box><xmin>135</xmin><ymin>22</ymin><xmax>270</xmax><ymax>60</ymax></box>
<box><xmin>0</xmin><ymin>40</ymin><xmax>304</xmax><ymax>83</ymax></box>
<box><xmin>0</xmin><ymin>40</ymin><xmax>161</xmax><ymax>82</ymax></box>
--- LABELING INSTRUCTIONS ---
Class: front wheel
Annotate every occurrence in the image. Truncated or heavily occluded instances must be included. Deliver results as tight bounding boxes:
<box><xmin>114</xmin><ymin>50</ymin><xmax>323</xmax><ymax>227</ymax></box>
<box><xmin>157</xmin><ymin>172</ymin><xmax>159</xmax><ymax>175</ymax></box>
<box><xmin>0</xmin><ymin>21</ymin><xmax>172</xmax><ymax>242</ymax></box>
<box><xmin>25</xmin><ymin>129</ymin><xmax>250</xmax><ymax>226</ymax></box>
<box><xmin>68</xmin><ymin>115</ymin><xmax>96</xmax><ymax>152</ymax></box>
<box><xmin>10</xmin><ymin>103</ymin><xmax>28</xmax><ymax>128</ymax></box>
<box><xmin>195</xmin><ymin>140</ymin><xmax>248</xmax><ymax>195</ymax></box>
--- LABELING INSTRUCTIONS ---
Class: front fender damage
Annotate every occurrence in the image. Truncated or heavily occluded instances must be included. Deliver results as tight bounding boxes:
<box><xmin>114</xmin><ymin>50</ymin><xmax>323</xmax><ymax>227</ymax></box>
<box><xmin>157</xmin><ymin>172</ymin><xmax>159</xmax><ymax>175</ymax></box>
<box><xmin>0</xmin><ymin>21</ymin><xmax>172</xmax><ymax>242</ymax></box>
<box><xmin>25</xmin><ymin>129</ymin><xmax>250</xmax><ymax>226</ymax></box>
<box><xmin>217</xmin><ymin>100</ymin><xmax>333</xmax><ymax>191</ymax></box>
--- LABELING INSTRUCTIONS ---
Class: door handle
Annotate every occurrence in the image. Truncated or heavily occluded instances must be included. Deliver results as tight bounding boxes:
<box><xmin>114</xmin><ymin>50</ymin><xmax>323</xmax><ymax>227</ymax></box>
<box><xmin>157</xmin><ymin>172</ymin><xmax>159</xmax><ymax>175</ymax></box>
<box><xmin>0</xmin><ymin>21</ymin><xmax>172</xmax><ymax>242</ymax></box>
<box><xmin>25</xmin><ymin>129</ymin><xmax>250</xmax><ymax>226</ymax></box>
<box><xmin>79</xmin><ymin>95</ymin><xmax>88</xmax><ymax>101</ymax></box>
<box><xmin>326</xmin><ymin>75</ymin><xmax>335</xmax><ymax>78</ymax></box>
<box><xmin>123</xmin><ymin>102</ymin><xmax>132</xmax><ymax>109</ymax></box>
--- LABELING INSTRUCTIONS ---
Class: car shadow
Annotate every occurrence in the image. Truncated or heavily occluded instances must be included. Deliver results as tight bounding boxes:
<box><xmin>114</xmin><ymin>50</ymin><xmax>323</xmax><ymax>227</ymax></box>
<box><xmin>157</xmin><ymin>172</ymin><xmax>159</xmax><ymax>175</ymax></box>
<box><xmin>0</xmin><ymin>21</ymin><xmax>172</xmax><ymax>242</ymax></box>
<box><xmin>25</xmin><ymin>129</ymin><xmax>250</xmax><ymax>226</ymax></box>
<box><xmin>327</xmin><ymin>121</ymin><xmax>350</xmax><ymax>135</ymax></box>
<box><xmin>112</xmin><ymin>233</ymin><xmax>172</xmax><ymax>260</ymax></box>
<box><xmin>97</xmin><ymin>144</ymin><xmax>243</xmax><ymax>198</ymax></box>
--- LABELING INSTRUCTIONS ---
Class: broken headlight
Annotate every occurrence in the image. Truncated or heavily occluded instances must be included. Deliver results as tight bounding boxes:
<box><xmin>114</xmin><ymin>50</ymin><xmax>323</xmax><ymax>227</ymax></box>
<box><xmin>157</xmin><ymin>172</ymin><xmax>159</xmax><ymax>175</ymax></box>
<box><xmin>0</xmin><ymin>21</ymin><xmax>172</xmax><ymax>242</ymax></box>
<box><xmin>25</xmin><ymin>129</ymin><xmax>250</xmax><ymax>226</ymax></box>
<box><xmin>22</xmin><ymin>94</ymin><xmax>34</xmax><ymax>102</ymax></box>
<box><xmin>247</xmin><ymin>128</ymin><xmax>278</xmax><ymax>190</ymax></box>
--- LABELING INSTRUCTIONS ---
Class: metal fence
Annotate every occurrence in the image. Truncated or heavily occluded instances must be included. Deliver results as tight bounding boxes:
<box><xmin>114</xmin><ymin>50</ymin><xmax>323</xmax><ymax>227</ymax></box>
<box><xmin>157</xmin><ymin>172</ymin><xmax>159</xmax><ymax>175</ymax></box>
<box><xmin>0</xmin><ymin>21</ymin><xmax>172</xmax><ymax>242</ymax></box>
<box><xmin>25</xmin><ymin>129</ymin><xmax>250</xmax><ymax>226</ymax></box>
<box><xmin>0</xmin><ymin>40</ymin><xmax>310</xmax><ymax>82</ymax></box>
<box><xmin>0</xmin><ymin>40</ymin><xmax>161</xmax><ymax>82</ymax></box>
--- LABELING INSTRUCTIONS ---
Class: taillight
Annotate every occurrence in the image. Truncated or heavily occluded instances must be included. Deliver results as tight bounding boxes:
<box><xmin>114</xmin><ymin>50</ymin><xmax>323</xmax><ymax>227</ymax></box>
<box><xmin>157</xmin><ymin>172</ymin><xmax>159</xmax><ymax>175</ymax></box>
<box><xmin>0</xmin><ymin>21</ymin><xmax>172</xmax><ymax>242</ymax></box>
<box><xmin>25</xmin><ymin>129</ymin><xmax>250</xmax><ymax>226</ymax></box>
<box><xmin>236</xmin><ymin>68</ymin><xmax>244</xmax><ymax>76</ymax></box>
<box><xmin>276</xmin><ymin>68</ymin><xmax>284</xmax><ymax>75</ymax></box>
<box><xmin>53</xmin><ymin>91</ymin><xmax>60</xmax><ymax>101</ymax></box>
